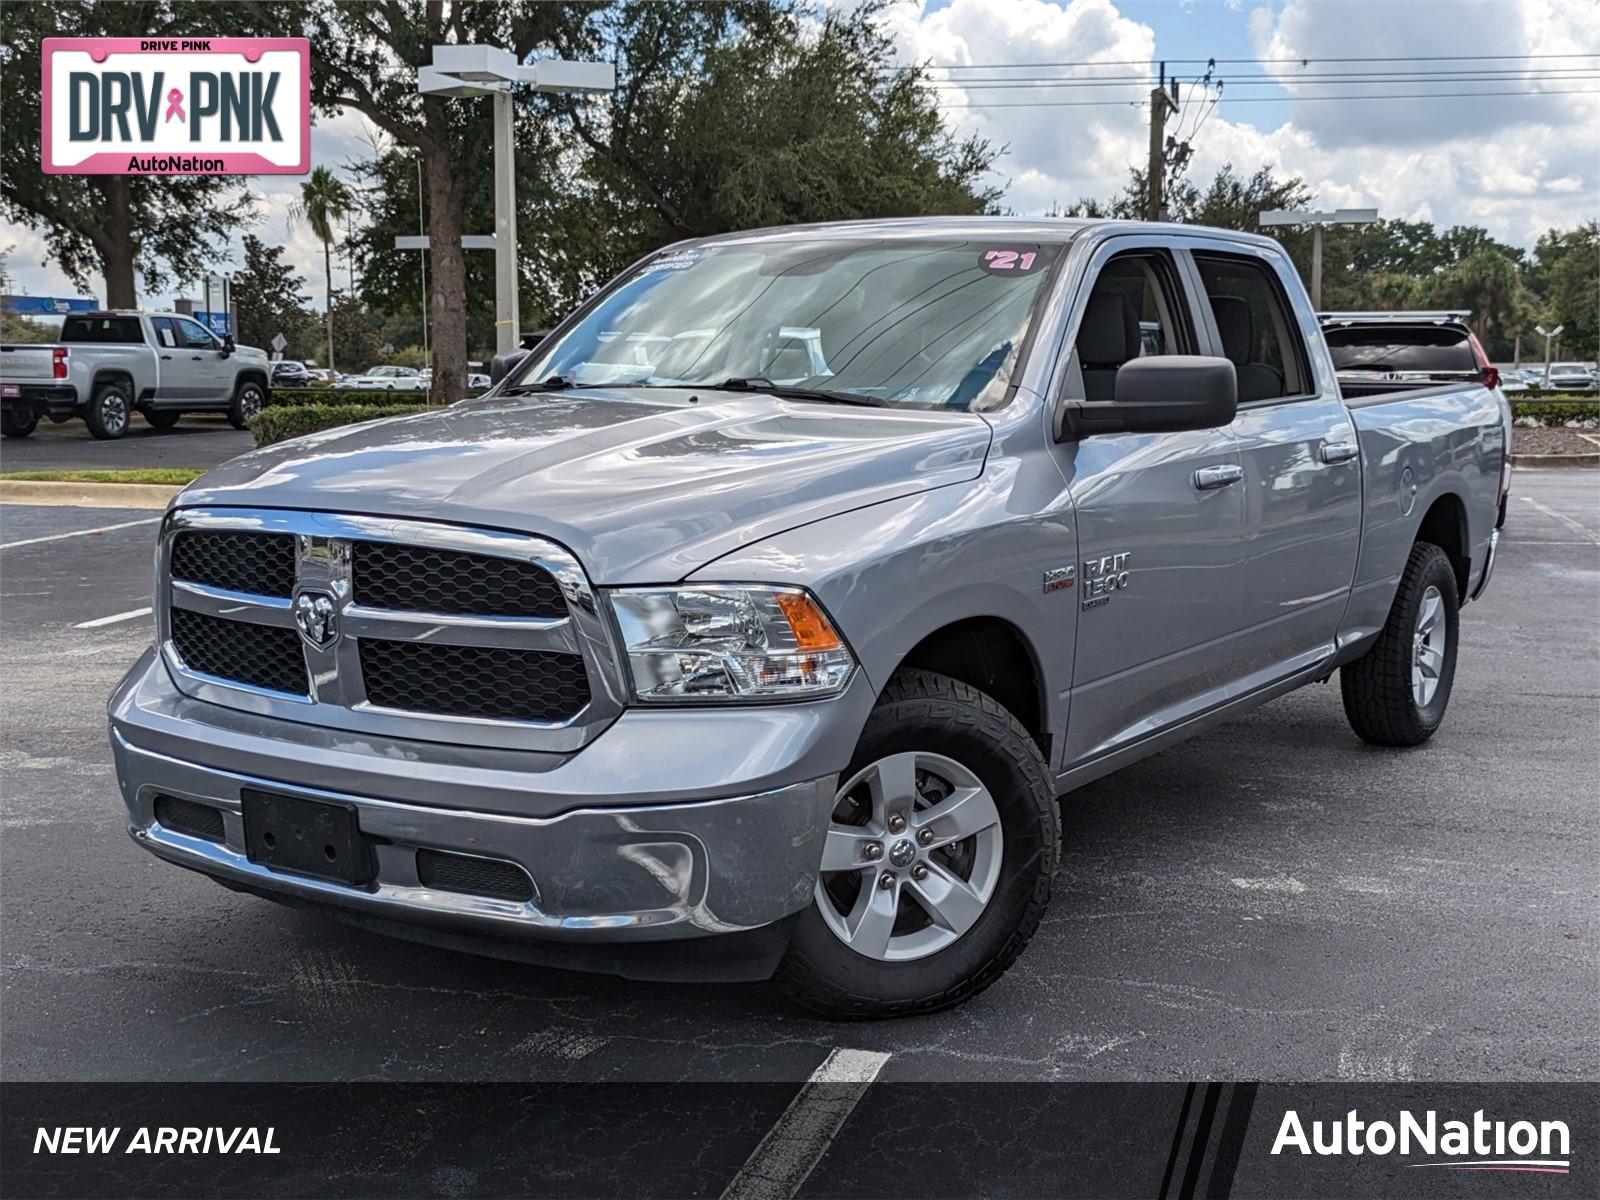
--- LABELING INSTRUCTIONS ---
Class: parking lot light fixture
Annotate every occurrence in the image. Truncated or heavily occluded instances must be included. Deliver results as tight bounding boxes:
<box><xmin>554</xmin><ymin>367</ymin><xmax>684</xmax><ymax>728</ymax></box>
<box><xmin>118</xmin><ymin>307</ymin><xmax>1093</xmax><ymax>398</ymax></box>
<box><xmin>417</xmin><ymin>46</ymin><xmax>615</xmax><ymax>355</ymax></box>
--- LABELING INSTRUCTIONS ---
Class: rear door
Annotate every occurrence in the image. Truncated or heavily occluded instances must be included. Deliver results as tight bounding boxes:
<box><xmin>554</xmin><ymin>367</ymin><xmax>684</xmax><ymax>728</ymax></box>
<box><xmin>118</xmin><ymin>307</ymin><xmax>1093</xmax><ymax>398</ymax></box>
<box><xmin>1053</xmin><ymin>239</ymin><xmax>1249</xmax><ymax>767</ymax></box>
<box><xmin>1187</xmin><ymin>244</ymin><xmax>1361</xmax><ymax>683</ymax></box>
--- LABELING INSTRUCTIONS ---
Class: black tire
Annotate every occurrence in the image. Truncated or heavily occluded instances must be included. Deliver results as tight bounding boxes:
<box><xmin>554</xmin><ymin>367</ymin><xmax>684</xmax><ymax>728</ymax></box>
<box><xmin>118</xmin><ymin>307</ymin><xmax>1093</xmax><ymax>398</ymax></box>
<box><xmin>228</xmin><ymin>379</ymin><xmax>266</xmax><ymax>430</ymax></box>
<box><xmin>2</xmin><ymin>407</ymin><xmax>38</xmax><ymax>439</ymax></box>
<box><xmin>143</xmin><ymin>408</ymin><xmax>180</xmax><ymax>431</ymax></box>
<box><xmin>1341</xmin><ymin>541</ymin><xmax>1460</xmax><ymax>747</ymax></box>
<box><xmin>775</xmin><ymin>669</ymin><xmax>1059</xmax><ymax>1019</ymax></box>
<box><xmin>84</xmin><ymin>380</ymin><xmax>132</xmax><ymax>440</ymax></box>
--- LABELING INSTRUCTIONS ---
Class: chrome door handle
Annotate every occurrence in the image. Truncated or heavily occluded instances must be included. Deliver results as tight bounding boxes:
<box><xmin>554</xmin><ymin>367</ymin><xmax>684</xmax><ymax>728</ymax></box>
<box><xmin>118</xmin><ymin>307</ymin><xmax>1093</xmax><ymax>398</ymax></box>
<box><xmin>1320</xmin><ymin>441</ymin><xmax>1359</xmax><ymax>464</ymax></box>
<box><xmin>1193</xmin><ymin>464</ymin><xmax>1244</xmax><ymax>490</ymax></box>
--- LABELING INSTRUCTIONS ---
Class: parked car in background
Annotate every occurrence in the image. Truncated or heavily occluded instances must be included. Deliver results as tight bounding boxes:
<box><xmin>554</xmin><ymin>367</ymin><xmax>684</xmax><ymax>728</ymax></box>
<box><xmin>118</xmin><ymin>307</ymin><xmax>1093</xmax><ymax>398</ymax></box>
<box><xmin>1319</xmin><ymin>311</ymin><xmax>1500</xmax><ymax>395</ymax></box>
<box><xmin>340</xmin><ymin>365</ymin><xmax>428</xmax><ymax>392</ymax></box>
<box><xmin>271</xmin><ymin>360</ymin><xmax>312</xmax><ymax>388</ymax></box>
<box><xmin>468</xmin><ymin>372</ymin><xmax>491</xmax><ymax>390</ymax></box>
<box><xmin>1544</xmin><ymin>362</ymin><xmax>1596</xmax><ymax>390</ymax></box>
<box><xmin>114</xmin><ymin>218</ymin><xmax>1509</xmax><ymax>1017</ymax></box>
<box><xmin>0</xmin><ymin>310</ymin><xmax>270</xmax><ymax>439</ymax></box>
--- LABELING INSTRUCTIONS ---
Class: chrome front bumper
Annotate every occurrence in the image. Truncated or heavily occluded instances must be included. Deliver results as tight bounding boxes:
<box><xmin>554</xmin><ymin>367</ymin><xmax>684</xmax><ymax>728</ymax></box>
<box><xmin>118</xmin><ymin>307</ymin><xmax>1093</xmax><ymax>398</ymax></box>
<box><xmin>111</xmin><ymin>649</ymin><xmax>865</xmax><ymax>952</ymax></box>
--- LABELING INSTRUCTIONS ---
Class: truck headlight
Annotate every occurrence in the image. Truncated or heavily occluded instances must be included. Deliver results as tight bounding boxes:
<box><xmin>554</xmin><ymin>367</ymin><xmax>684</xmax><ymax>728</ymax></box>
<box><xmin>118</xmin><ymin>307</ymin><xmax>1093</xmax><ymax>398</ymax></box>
<box><xmin>607</xmin><ymin>586</ymin><xmax>854</xmax><ymax>702</ymax></box>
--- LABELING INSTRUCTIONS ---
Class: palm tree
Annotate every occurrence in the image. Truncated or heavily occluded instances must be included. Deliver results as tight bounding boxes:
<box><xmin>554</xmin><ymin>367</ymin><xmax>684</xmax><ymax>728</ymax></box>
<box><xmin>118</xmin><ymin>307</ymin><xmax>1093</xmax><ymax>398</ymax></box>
<box><xmin>291</xmin><ymin>167</ymin><xmax>353</xmax><ymax>374</ymax></box>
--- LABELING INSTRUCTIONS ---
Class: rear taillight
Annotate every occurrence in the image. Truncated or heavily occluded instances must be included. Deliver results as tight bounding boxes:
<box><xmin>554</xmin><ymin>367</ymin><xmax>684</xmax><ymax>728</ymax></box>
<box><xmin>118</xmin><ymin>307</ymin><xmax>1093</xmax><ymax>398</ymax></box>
<box><xmin>1467</xmin><ymin>333</ymin><xmax>1497</xmax><ymax>389</ymax></box>
<box><xmin>51</xmin><ymin>347</ymin><xmax>68</xmax><ymax>379</ymax></box>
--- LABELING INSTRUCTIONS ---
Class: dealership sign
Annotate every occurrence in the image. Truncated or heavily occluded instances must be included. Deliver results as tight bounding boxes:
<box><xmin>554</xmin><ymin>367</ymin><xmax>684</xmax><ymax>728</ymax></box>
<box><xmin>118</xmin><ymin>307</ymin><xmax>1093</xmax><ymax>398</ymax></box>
<box><xmin>41</xmin><ymin>37</ymin><xmax>309</xmax><ymax>174</ymax></box>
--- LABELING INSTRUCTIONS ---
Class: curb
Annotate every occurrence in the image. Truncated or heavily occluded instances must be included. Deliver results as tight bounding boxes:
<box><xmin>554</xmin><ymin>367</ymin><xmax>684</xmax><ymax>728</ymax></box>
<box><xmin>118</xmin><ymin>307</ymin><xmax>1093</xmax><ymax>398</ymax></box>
<box><xmin>1509</xmin><ymin>453</ymin><xmax>1600</xmax><ymax>469</ymax></box>
<box><xmin>0</xmin><ymin>480</ymin><xmax>182</xmax><ymax>508</ymax></box>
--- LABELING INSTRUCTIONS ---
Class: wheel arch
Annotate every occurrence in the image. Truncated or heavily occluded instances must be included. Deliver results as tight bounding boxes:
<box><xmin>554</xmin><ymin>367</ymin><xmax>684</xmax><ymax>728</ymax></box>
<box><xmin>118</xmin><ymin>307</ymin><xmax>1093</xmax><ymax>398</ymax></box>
<box><xmin>1415</xmin><ymin>491</ymin><xmax>1469</xmax><ymax>598</ymax></box>
<box><xmin>233</xmin><ymin>367</ymin><xmax>270</xmax><ymax>396</ymax></box>
<box><xmin>89</xmin><ymin>367</ymin><xmax>135</xmax><ymax>397</ymax></box>
<box><xmin>892</xmin><ymin>615</ymin><xmax>1049</xmax><ymax>755</ymax></box>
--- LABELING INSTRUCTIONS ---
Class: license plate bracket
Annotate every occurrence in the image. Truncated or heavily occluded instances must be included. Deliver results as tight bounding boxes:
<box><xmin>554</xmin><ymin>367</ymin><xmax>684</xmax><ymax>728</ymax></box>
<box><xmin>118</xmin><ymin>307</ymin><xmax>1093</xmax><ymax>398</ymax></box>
<box><xmin>241</xmin><ymin>789</ymin><xmax>375</xmax><ymax>886</ymax></box>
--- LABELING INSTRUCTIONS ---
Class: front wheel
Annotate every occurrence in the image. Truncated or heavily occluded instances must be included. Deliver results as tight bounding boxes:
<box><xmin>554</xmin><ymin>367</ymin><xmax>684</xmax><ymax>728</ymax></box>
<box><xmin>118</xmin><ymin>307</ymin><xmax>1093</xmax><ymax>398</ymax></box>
<box><xmin>227</xmin><ymin>380</ymin><xmax>265</xmax><ymax>430</ymax></box>
<box><xmin>775</xmin><ymin>670</ymin><xmax>1059</xmax><ymax>1019</ymax></box>
<box><xmin>1340</xmin><ymin>541</ymin><xmax>1460</xmax><ymax>746</ymax></box>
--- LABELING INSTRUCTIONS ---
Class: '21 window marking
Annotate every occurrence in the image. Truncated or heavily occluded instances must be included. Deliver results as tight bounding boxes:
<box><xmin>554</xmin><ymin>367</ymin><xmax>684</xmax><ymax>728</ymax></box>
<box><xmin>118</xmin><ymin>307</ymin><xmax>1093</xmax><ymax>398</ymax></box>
<box><xmin>981</xmin><ymin>249</ymin><xmax>1040</xmax><ymax>273</ymax></box>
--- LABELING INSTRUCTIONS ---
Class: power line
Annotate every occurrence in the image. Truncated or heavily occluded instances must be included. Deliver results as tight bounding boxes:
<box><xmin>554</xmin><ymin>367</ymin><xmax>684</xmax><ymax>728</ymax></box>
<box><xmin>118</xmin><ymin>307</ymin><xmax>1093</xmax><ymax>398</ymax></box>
<box><xmin>936</xmin><ymin>87</ymin><xmax>1600</xmax><ymax>109</ymax></box>
<box><xmin>918</xmin><ymin>71</ymin><xmax>1600</xmax><ymax>90</ymax></box>
<box><xmin>885</xmin><ymin>52</ymin><xmax>1600</xmax><ymax>72</ymax></box>
<box><xmin>916</xmin><ymin>69</ymin><xmax>1600</xmax><ymax>88</ymax></box>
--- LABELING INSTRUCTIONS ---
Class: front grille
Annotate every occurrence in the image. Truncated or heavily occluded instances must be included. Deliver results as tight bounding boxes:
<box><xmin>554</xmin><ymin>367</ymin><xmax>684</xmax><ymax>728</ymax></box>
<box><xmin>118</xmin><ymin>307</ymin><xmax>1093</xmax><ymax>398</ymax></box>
<box><xmin>358</xmin><ymin>640</ymin><xmax>590</xmax><ymax>722</ymax></box>
<box><xmin>154</xmin><ymin>795</ymin><xmax>226</xmax><ymax>842</ymax></box>
<box><xmin>170</xmin><ymin>608</ymin><xmax>310</xmax><ymax>696</ymax></box>
<box><xmin>416</xmin><ymin>849</ymin><xmax>535</xmax><ymax>901</ymax></box>
<box><xmin>352</xmin><ymin>541</ymin><xmax>566</xmax><ymax>618</ymax></box>
<box><xmin>171</xmin><ymin>531</ymin><xmax>295</xmax><ymax>597</ymax></box>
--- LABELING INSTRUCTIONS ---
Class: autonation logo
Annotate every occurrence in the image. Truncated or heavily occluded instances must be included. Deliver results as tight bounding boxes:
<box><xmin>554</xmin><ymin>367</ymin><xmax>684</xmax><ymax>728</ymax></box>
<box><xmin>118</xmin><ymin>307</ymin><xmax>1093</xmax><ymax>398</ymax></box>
<box><xmin>1272</xmin><ymin>1108</ymin><xmax>1571</xmax><ymax>1175</ymax></box>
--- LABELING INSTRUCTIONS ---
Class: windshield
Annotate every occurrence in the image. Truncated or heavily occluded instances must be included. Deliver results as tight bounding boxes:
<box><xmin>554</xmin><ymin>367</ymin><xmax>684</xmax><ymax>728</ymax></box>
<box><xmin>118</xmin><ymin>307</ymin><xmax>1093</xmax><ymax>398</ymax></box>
<box><xmin>510</xmin><ymin>237</ymin><xmax>1064</xmax><ymax>411</ymax></box>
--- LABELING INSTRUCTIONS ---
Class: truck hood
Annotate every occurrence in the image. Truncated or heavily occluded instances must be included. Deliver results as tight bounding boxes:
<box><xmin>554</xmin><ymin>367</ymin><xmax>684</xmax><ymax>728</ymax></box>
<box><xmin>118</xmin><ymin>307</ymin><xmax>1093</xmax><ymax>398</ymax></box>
<box><xmin>178</xmin><ymin>389</ymin><xmax>991</xmax><ymax>582</ymax></box>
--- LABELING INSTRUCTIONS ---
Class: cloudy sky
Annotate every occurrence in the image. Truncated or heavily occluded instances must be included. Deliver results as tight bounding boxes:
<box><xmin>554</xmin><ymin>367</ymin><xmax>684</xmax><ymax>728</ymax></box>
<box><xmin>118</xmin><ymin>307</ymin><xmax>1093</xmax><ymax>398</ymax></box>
<box><xmin>3</xmin><ymin>0</ymin><xmax>1596</xmax><ymax>309</ymax></box>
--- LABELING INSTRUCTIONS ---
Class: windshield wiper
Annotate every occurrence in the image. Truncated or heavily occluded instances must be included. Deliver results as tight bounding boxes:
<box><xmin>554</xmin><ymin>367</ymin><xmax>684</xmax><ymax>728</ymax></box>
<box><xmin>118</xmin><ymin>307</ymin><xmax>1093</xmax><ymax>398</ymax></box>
<box><xmin>501</xmin><ymin>375</ymin><xmax>658</xmax><ymax>395</ymax></box>
<box><xmin>703</xmin><ymin>376</ymin><xmax>886</xmax><ymax>407</ymax></box>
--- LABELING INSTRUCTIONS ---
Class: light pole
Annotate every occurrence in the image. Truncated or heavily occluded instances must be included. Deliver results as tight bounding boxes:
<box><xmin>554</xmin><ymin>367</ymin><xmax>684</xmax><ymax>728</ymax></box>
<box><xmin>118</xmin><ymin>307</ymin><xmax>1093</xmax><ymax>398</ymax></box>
<box><xmin>1535</xmin><ymin>323</ymin><xmax>1563</xmax><ymax>387</ymax></box>
<box><xmin>1259</xmin><ymin>208</ymin><xmax>1378</xmax><ymax>310</ymax></box>
<box><xmin>418</xmin><ymin>47</ymin><xmax>614</xmax><ymax>355</ymax></box>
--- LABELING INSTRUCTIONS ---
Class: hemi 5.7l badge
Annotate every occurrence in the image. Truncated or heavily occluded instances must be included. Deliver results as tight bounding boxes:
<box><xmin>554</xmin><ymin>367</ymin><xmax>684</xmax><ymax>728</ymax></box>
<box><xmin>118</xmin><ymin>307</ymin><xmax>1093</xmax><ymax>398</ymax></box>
<box><xmin>1081</xmin><ymin>552</ymin><xmax>1131</xmax><ymax>609</ymax></box>
<box><xmin>1043</xmin><ymin>566</ymin><xmax>1076</xmax><ymax>593</ymax></box>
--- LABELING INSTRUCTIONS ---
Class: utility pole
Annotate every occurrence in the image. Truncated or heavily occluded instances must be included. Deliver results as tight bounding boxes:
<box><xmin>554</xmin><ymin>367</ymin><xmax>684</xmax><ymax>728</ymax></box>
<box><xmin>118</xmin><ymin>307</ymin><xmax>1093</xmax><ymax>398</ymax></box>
<box><xmin>1259</xmin><ymin>208</ymin><xmax>1379</xmax><ymax>309</ymax></box>
<box><xmin>1145</xmin><ymin>64</ymin><xmax>1178</xmax><ymax>221</ymax></box>
<box><xmin>1535</xmin><ymin>323</ymin><xmax>1562</xmax><ymax>387</ymax></box>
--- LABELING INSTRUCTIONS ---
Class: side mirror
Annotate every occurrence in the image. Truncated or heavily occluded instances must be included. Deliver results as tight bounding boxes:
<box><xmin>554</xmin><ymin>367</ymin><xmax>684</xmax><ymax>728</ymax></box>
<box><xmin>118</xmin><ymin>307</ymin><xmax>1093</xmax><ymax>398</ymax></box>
<box><xmin>221</xmin><ymin>333</ymin><xmax>235</xmax><ymax>357</ymax></box>
<box><xmin>1058</xmin><ymin>355</ymin><xmax>1237</xmax><ymax>439</ymax></box>
<box><xmin>489</xmin><ymin>348</ymin><xmax>529</xmax><ymax>386</ymax></box>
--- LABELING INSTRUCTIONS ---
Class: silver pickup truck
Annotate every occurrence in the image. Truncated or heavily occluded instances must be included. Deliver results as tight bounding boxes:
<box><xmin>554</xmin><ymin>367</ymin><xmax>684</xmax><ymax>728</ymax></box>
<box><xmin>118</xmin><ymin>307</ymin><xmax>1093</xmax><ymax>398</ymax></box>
<box><xmin>109</xmin><ymin>218</ymin><xmax>1509</xmax><ymax>1017</ymax></box>
<box><xmin>0</xmin><ymin>311</ymin><xmax>270</xmax><ymax>439</ymax></box>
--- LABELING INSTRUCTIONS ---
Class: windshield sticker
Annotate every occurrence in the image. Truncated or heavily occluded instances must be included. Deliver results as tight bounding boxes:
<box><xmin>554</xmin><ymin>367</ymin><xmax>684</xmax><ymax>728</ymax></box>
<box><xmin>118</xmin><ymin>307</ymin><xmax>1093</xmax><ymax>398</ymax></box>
<box><xmin>642</xmin><ymin>248</ymin><xmax>704</xmax><ymax>273</ymax></box>
<box><xmin>980</xmin><ymin>248</ymin><xmax>1041</xmax><ymax>274</ymax></box>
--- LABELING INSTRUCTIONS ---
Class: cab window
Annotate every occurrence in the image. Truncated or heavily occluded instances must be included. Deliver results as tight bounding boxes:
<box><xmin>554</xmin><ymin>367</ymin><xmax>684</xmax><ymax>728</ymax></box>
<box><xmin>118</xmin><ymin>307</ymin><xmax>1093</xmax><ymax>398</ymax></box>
<box><xmin>174</xmin><ymin>317</ymin><xmax>218</xmax><ymax>351</ymax></box>
<box><xmin>1071</xmin><ymin>251</ymin><xmax>1194</xmax><ymax>403</ymax></box>
<box><xmin>1192</xmin><ymin>254</ymin><xmax>1313</xmax><ymax>403</ymax></box>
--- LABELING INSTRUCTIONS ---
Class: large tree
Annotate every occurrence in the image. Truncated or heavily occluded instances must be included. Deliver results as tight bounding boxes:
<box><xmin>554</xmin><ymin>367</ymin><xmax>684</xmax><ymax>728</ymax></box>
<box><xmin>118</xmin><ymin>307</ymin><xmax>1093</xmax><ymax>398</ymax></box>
<box><xmin>292</xmin><ymin>167</ymin><xmax>354</xmax><ymax>373</ymax></box>
<box><xmin>0</xmin><ymin>1</ymin><xmax>257</xmax><ymax>307</ymax></box>
<box><xmin>231</xmin><ymin>234</ymin><xmax>318</xmax><ymax>358</ymax></box>
<box><xmin>1530</xmin><ymin>222</ymin><xmax>1599</xmax><ymax>362</ymax></box>
<box><xmin>253</xmin><ymin>0</ymin><xmax>598</xmax><ymax>406</ymax></box>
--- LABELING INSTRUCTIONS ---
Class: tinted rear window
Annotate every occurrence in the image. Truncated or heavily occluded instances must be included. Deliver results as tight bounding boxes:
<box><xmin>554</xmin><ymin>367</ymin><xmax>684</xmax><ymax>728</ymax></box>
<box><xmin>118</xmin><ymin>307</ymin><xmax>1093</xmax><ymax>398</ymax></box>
<box><xmin>1325</xmin><ymin>326</ymin><xmax>1475</xmax><ymax>374</ymax></box>
<box><xmin>60</xmin><ymin>316</ymin><xmax>144</xmax><ymax>344</ymax></box>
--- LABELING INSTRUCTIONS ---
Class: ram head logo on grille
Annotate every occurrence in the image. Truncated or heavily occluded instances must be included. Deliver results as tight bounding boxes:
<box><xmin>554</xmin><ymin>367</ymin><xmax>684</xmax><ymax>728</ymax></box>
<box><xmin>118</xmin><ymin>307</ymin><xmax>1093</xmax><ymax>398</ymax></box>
<box><xmin>292</xmin><ymin>590</ymin><xmax>339</xmax><ymax>648</ymax></box>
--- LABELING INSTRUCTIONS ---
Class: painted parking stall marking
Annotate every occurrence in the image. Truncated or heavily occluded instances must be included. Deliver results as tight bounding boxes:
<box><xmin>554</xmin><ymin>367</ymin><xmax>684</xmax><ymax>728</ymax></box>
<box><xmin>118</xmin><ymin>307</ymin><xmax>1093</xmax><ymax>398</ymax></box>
<box><xmin>73</xmin><ymin>607</ymin><xmax>153</xmax><ymax>629</ymax></box>
<box><xmin>0</xmin><ymin>516</ymin><xmax>159</xmax><ymax>550</ymax></box>
<box><xmin>721</xmin><ymin>1049</ymin><xmax>891</xmax><ymax>1200</ymax></box>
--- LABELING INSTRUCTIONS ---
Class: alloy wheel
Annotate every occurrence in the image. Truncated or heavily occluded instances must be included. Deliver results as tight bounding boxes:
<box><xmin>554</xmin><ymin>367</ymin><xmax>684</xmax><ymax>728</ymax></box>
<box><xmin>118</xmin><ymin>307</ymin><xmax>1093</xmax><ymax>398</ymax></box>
<box><xmin>815</xmin><ymin>751</ymin><xmax>1003</xmax><ymax>962</ymax></box>
<box><xmin>1412</xmin><ymin>584</ymin><xmax>1447</xmax><ymax>707</ymax></box>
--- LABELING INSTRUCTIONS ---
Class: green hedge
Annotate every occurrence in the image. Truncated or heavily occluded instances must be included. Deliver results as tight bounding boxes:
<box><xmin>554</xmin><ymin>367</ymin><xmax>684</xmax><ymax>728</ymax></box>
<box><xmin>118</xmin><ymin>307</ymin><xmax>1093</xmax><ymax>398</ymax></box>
<box><xmin>1510</xmin><ymin>399</ymin><xmax>1599</xmax><ymax>425</ymax></box>
<box><xmin>265</xmin><ymin>387</ymin><xmax>433</xmax><ymax>407</ymax></box>
<box><xmin>251</xmin><ymin>404</ymin><xmax>428</xmax><ymax>447</ymax></box>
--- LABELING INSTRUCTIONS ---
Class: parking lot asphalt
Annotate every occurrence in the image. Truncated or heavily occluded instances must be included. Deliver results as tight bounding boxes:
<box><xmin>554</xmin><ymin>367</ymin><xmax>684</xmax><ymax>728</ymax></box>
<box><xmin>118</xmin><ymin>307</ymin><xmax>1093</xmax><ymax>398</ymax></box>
<box><xmin>0</xmin><ymin>413</ymin><xmax>254</xmax><ymax>472</ymax></box>
<box><xmin>1</xmin><ymin>472</ymin><xmax>1596</xmax><ymax>1085</ymax></box>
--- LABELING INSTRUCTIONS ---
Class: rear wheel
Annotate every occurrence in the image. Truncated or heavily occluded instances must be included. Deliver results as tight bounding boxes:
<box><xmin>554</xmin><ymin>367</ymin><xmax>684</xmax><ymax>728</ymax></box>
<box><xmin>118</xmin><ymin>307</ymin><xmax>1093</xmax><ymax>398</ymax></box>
<box><xmin>1341</xmin><ymin>541</ymin><xmax>1460</xmax><ymax>746</ymax></box>
<box><xmin>776</xmin><ymin>669</ymin><xmax>1058</xmax><ymax>1019</ymax></box>
<box><xmin>2</xmin><ymin>407</ymin><xmax>38</xmax><ymax>439</ymax></box>
<box><xmin>84</xmin><ymin>380</ymin><xmax>131</xmax><ymax>440</ymax></box>
<box><xmin>227</xmin><ymin>379</ymin><xmax>265</xmax><ymax>430</ymax></box>
<box><xmin>144</xmin><ymin>408</ymin><xmax>180</xmax><ymax>431</ymax></box>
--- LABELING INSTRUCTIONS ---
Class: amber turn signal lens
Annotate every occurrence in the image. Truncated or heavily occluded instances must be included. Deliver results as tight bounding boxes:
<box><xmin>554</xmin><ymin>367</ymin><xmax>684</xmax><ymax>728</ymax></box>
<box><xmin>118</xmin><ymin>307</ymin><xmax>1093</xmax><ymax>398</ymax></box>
<box><xmin>775</xmin><ymin>590</ymin><xmax>843</xmax><ymax>652</ymax></box>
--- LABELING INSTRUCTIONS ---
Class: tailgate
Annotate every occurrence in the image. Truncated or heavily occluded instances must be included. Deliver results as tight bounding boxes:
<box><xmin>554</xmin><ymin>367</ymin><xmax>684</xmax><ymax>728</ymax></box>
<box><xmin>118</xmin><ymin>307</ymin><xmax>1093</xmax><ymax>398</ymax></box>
<box><xmin>0</xmin><ymin>344</ymin><xmax>59</xmax><ymax>383</ymax></box>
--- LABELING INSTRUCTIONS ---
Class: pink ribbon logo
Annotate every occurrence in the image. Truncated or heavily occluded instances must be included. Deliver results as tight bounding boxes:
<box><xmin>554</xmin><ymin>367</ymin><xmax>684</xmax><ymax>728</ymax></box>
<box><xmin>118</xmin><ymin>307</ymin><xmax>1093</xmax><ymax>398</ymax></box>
<box><xmin>164</xmin><ymin>88</ymin><xmax>185</xmax><ymax>123</ymax></box>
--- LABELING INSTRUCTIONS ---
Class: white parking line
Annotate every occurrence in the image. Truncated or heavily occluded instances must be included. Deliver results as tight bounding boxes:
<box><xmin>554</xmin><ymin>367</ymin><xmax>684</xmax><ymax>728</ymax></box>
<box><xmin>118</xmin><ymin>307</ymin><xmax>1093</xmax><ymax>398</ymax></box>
<box><xmin>73</xmin><ymin>606</ymin><xmax>153</xmax><ymax>629</ymax></box>
<box><xmin>1518</xmin><ymin>495</ymin><xmax>1600</xmax><ymax>544</ymax></box>
<box><xmin>0</xmin><ymin>516</ymin><xmax>160</xmax><ymax>550</ymax></box>
<box><xmin>721</xmin><ymin>1048</ymin><xmax>890</xmax><ymax>1200</ymax></box>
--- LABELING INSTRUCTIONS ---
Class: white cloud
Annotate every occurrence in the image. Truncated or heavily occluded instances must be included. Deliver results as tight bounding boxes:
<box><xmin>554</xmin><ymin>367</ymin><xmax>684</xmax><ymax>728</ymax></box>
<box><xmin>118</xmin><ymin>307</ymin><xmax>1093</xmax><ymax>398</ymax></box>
<box><xmin>883</xmin><ymin>0</ymin><xmax>1598</xmax><ymax>247</ymax></box>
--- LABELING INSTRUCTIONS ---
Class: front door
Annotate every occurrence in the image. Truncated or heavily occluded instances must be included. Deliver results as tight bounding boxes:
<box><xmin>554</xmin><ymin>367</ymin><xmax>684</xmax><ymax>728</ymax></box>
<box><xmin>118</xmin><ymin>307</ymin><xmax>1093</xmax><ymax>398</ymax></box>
<box><xmin>171</xmin><ymin>316</ymin><xmax>234</xmax><ymax>404</ymax></box>
<box><xmin>1055</xmin><ymin>244</ymin><xmax>1249</xmax><ymax>768</ymax></box>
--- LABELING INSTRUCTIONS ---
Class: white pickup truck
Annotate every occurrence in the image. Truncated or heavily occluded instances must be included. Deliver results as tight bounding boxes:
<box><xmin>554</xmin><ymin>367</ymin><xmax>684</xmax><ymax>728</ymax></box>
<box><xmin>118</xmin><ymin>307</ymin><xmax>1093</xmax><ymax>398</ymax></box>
<box><xmin>0</xmin><ymin>311</ymin><xmax>271</xmax><ymax>439</ymax></box>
